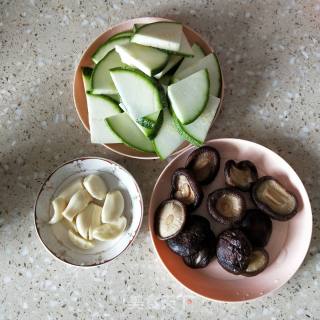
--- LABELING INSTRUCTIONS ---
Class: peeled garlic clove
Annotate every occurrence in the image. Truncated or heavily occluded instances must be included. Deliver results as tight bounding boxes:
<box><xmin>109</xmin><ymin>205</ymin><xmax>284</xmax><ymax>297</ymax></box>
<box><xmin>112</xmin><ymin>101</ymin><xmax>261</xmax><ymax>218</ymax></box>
<box><xmin>92</xmin><ymin>224</ymin><xmax>122</xmax><ymax>241</ymax></box>
<box><xmin>57</xmin><ymin>178</ymin><xmax>84</xmax><ymax>202</ymax></box>
<box><xmin>68</xmin><ymin>230</ymin><xmax>94</xmax><ymax>250</ymax></box>
<box><xmin>76</xmin><ymin>204</ymin><xmax>93</xmax><ymax>239</ymax></box>
<box><xmin>83</xmin><ymin>175</ymin><xmax>107</xmax><ymax>200</ymax></box>
<box><xmin>111</xmin><ymin>216</ymin><xmax>127</xmax><ymax>233</ymax></box>
<box><xmin>62</xmin><ymin>189</ymin><xmax>92</xmax><ymax>222</ymax></box>
<box><xmin>62</xmin><ymin>218</ymin><xmax>78</xmax><ymax>233</ymax></box>
<box><xmin>101</xmin><ymin>190</ymin><xmax>124</xmax><ymax>223</ymax></box>
<box><xmin>88</xmin><ymin>204</ymin><xmax>102</xmax><ymax>240</ymax></box>
<box><xmin>48</xmin><ymin>197</ymin><xmax>66</xmax><ymax>224</ymax></box>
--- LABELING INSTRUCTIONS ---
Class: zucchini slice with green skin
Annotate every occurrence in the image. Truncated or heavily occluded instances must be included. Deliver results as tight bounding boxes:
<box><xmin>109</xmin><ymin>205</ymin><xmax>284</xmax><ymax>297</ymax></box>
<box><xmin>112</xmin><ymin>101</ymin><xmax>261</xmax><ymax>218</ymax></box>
<box><xmin>154</xmin><ymin>55</ymin><xmax>183</xmax><ymax>79</ymax></box>
<box><xmin>152</xmin><ymin>109</ymin><xmax>185</xmax><ymax>160</ymax></box>
<box><xmin>110</xmin><ymin>67</ymin><xmax>165</xmax><ymax>120</ymax></box>
<box><xmin>133</xmin><ymin>23</ymin><xmax>144</xmax><ymax>33</ymax></box>
<box><xmin>173</xmin><ymin>95</ymin><xmax>220</xmax><ymax>146</ymax></box>
<box><xmin>108</xmin><ymin>30</ymin><xmax>132</xmax><ymax>41</ymax></box>
<box><xmin>108</xmin><ymin>93</ymin><xmax>121</xmax><ymax>103</ymax></box>
<box><xmin>168</xmin><ymin>69</ymin><xmax>210</xmax><ymax>125</ymax></box>
<box><xmin>91</xmin><ymin>49</ymin><xmax>126</xmax><ymax>95</ymax></box>
<box><xmin>115</xmin><ymin>42</ymin><xmax>169</xmax><ymax>76</ymax></box>
<box><xmin>173</xmin><ymin>53</ymin><xmax>222</xmax><ymax>97</ymax></box>
<box><xmin>131</xmin><ymin>21</ymin><xmax>183</xmax><ymax>52</ymax></box>
<box><xmin>86</xmin><ymin>93</ymin><xmax>122</xmax><ymax>144</ymax></box>
<box><xmin>92</xmin><ymin>36</ymin><xmax>131</xmax><ymax>64</ymax></box>
<box><xmin>158</xmin><ymin>33</ymin><xmax>194</xmax><ymax>57</ymax></box>
<box><xmin>106</xmin><ymin>112</ymin><xmax>154</xmax><ymax>153</ymax></box>
<box><xmin>119</xmin><ymin>103</ymin><xmax>163</xmax><ymax>139</ymax></box>
<box><xmin>174</xmin><ymin>43</ymin><xmax>205</xmax><ymax>78</ymax></box>
<box><xmin>81</xmin><ymin>67</ymin><xmax>93</xmax><ymax>91</ymax></box>
<box><xmin>136</xmin><ymin>110</ymin><xmax>161</xmax><ymax>129</ymax></box>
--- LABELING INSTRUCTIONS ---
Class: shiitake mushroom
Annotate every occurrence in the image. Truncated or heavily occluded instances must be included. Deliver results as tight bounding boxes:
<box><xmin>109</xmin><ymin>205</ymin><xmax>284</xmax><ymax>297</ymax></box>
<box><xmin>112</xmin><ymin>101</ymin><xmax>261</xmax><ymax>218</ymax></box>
<box><xmin>241</xmin><ymin>209</ymin><xmax>272</xmax><ymax>247</ymax></box>
<box><xmin>224</xmin><ymin>160</ymin><xmax>258</xmax><ymax>191</ymax></box>
<box><xmin>185</xmin><ymin>146</ymin><xmax>220</xmax><ymax>184</ymax></box>
<box><xmin>216</xmin><ymin>229</ymin><xmax>252</xmax><ymax>274</ymax></box>
<box><xmin>207</xmin><ymin>188</ymin><xmax>246</xmax><ymax>224</ymax></box>
<box><xmin>242</xmin><ymin>249</ymin><xmax>269</xmax><ymax>277</ymax></box>
<box><xmin>251</xmin><ymin>176</ymin><xmax>298</xmax><ymax>221</ymax></box>
<box><xmin>154</xmin><ymin>199</ymin><xmax>187</xmax><ymax>240</ymax></box>
<box><xmin>166</xmin><ymin>215</ymin><xmax>211</xmax><ymax>257</ymax></box>
<box><xmin>171</xmin><ymin>168</ymin><xmax>203</xmax><ymax>210</ymax></box>
<box><xmin>183</xmin><ymin>230</ymin><xmax>216</xmax><ymax>268</ymax></box>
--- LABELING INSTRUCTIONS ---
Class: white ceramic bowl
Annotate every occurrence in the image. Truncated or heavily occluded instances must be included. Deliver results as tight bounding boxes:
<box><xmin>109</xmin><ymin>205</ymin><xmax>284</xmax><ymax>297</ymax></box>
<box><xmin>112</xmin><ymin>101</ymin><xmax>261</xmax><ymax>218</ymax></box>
<box><xmin>34</xmin><ymin>157</ymin><xmax>143</xmax><ymax>267</ymax></box>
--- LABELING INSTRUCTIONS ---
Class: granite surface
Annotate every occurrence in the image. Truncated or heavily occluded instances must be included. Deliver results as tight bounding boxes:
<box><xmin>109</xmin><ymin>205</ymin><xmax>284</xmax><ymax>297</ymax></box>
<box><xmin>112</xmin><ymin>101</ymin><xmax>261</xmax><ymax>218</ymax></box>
<box><xmin>1</xmin><ymin>0</ymin><xmax>320</xmax><ymax>319</ymax></box>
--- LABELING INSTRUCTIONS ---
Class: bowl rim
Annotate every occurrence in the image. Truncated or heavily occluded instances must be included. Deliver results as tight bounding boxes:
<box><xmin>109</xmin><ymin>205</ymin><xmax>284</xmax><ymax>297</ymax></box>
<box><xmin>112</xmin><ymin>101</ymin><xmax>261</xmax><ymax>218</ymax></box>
<box><xmin>73</xmin><ymin>16</ymin><xmax>225</xmax><ymax>160</ymax></box>
<box><xmin>34</xmin><ymin>156</ymin><xmax>144</xmax><ymax>268</ymax></box>
<box><xmin>148</xmin><ymin>138</ymin><xmax>313</xmax><ymax>302</ymax></box>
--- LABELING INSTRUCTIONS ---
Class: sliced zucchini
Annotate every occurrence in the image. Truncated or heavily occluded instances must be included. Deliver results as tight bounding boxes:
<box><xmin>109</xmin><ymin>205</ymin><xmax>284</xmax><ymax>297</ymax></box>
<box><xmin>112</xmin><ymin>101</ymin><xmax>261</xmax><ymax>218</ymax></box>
<box><xmin>136</xmin><ymin>110</ymin><xmax>161</xmax><ymax>129</ymax></box>
<box><xmin>159</xmin><ymin>73</ymin><xmax>172</xmax><ymax>86</ymax></box>
<box><xmin>131</xmin><ymin>21</ymin><xmax>183</xmax><ymax>52</ymax></box>
<box><xmin>92</xmin><ymin>36</ymin><xmax>131</xmax><ymax>64</ymax></box>
<box><xmin>91</xmin><ymin>49</ymin><xmax>126</xmax><ymax>95</ymax></box>
<box><xmin>115</xmin><ymin>42</ymin><xmax>169</xmax><ymax>76</ymax></box>
<box><xmin>173</xmin><ymin>95</ymin><xmax>220</xmax><ymax>146</ymax></box>
<box><xmin>174</xmin><ymin>43</ymin><xmax>205</xmax><ymax>77</ymax></box>
<box><xmin>152</xmin><ymin>109</ymin><xmax>185</xmax><ymax>160</ymax></box>
<box><xmin>133</xmin><ymin>23</ymin><xmax>144</xmax><ymax>33</ymax></box>
<box><xmin>106</xmin><ymin>112</ymin><xmax>154</xmax><ymax>153</ymax></box>
<box><xmin>168</xmin><ymin>69</ymin><xmax>210</xmax><ymax>124</ymax></box>
<box><xmin>110</xmin><ymin>67</ymin><xmax>164</xmax><ymax>119</ymax></box>
<box><xmin>173</xmin><ymin>53</ymin><xmax>222</xmax><ymax>97</ymax></box>
<box><xmin>119</xmin><ymin>103</ymin><xmax>163</xmax><ymax>139</ymax></box>
<box><xmin>154</xmin><ymin>55</ymin><xmax>183</xmax><ymax>79</ymax></box>
<box><xmin>86</xmin><ymin>93</ymin><xmax>122</xmax><ymax>144</ymax></box>
<box><xmin>81</xmin><ymin>67</ymin><xmax>93</xmax><ymax>92</ymax></box>
<box><xmin>108</xmin><ymin>30</ymin><xmax>132</xmax><ymax>41</ymax></box>
<box><xmin>164</xmin><ymin>33</ymin><xmax>193</xmax><ymax>57</ymax></box>
<box><xmin>108</xmin><ymin>93</ymin><xmax>121</xmax><ymax>103</ymax></box>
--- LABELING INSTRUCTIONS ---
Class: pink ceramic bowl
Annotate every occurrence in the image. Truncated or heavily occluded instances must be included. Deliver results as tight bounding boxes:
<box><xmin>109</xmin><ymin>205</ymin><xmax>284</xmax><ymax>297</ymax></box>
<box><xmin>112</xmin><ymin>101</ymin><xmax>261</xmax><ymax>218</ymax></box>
<box><xmin>148</xmin><ymin>138</ymin><xmax>312</xmax><ymax>302</ymax></box>
<box><xmin>73</xmin><ymin>17</ymin><xmax>224</xmax><ymax>159</ymax></box>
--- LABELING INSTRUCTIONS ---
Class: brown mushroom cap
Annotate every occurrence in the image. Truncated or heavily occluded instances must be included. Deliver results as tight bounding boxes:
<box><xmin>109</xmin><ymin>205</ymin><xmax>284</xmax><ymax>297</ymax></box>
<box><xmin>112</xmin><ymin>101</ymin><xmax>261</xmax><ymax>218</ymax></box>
<box><xmin>166</xmin><ymin>215</ymin><xmax>211</xmax><ymax>257</ymax></box>
<box><xmin>216</xmin><ymin>229</ymin><xmax>252</xmax><ymax>274</ymax></box>
<box><xmin>185</xmin><ymin>146</ymin><xmax>220</xmax><ymax>185</ymax></box>
<box><xmin>241</xmin><ymin>209</ymin><xmax>272</xmax><ymax>247</ymax></box>
<box><xmin>171</xmin><ymin>168</ymin><xmax>203</xmax><ymax>210</ymax></box>
<box><xmin>207</xmin><ymin>188</ymin><xmax>246</xmax><ymax>224</ymax></box>
<box><xmin>224</xmin><ymin>160</ymin><xmax>258</xmax><ymax>191</ymax></box>
<box><xmin>154</xmin><ymin>199</ymin><xmax>187</xmax><ymax>240</ymax></box>
<box><xmin>251</xmin><ymin>176</ymin><xmax>298</xmax><ymax>221</ymax></box>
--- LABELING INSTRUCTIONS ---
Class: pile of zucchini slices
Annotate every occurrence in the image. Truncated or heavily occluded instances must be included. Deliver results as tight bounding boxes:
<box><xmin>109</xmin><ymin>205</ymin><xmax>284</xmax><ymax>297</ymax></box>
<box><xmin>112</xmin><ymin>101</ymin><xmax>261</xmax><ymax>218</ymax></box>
<box><xmin>82</xmin><ymin>21</ymin><xmax>222</xmax><ymax>159</ymax></box>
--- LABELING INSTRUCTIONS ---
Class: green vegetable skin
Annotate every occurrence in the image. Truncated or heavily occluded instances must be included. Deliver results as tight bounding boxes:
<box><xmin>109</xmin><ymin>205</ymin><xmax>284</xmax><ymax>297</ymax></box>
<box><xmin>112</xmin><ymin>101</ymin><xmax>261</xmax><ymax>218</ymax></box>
<box><xmin>168</xmin><ymin>69</ymin><xmax>210</xmax><ymax>124</ymax></box>
<box><xmin>84</xmin><ymin>24</ymin><xmax>222</xmax><ymax>158</ymax></box>
<box><xmin>106</xmin><ymin>112</ymin><xmax>154</xmax><ymax>153</ymax></box>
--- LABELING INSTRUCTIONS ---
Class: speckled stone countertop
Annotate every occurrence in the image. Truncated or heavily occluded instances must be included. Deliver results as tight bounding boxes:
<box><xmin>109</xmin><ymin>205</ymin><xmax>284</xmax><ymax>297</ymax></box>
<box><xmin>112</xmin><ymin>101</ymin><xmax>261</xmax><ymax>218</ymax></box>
<box><xmin>0</xmin><ymin>0</ymin><xmax>319</xmax><ymax>319</ymax></box>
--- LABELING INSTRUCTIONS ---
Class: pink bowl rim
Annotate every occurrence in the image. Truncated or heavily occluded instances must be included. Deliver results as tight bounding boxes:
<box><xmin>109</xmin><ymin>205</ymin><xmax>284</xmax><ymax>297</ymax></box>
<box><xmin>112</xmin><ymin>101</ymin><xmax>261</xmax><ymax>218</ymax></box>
<box><xmin>148</xmin><ymin>138</ymin><xmax>313</xmax><ymax>302</ymax></box>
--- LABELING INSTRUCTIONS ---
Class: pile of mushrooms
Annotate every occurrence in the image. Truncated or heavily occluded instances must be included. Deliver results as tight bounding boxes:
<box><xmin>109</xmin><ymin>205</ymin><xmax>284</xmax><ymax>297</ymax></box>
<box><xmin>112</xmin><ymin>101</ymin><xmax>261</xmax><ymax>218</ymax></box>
<box><xmin>154</xmin><ymin>145</ymin><xmax>298</xmax><ymax>275</ymax></box>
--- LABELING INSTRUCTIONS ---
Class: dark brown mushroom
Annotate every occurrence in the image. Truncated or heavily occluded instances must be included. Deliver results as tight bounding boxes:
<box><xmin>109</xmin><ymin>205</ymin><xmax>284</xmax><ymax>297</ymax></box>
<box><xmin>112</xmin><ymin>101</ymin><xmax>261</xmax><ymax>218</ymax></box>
<box><xmin>216</xmin><ymin>229</ymin><xmax>252</xmax><ymax>274</ymax></box>
<box><xmin>224</xmin><ymin>160</ymin><xmax>258</xmax><ymax>191</ymax></box>
<box><xmin>154</xmin><ymin>199</ymin><xmax>187</xmax><ymax>240</ymax></box>
<box><xmin>166</xmin><ymin>215</ymin><xmax>211</xmax><ymax>257</ymax></box>
<box><xmin>241</xmin><ymin>209</ymin><xmax>272</xmax><ymax>247</ymax></box>
<box><xmin>183</xmin><ymin>230</ymin><xmax>216</xmax><ymax>269</ymax></box>
<box><xmin>207</xmin><ymin>188</ymin><xmax>246</xmax><ymax>224</ymax></box>
<box><xmin>185</xmin><ymin>146</ymin><xmax>220</xmax><ymax>184</ymax></box>
<box><xmin>251</xmin><ymin>176</ymin><xmax>298</xmax><ymax>221</ymax></box>
<box><xmin>171</xmin><ymin>168</ymin><xmax>203</xmax><ymax>210</ymax></box>
<box><xmin>242</xmin><ymin>249</ymin><xmax>269</xmax><ymax>277</ymax></box>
